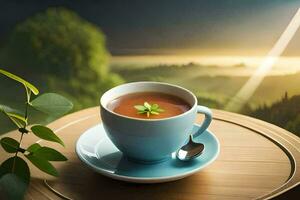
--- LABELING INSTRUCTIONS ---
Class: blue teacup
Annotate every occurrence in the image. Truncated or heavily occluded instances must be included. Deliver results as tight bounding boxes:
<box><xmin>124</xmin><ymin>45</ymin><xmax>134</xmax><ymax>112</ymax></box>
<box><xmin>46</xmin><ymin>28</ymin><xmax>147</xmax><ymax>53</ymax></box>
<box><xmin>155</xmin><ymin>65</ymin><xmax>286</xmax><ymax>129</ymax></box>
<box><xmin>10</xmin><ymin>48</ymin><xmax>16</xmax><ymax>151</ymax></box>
<box><xmin>100</xmin><ymin>82</ymin><xmax>212</xmax><ymax>163</ymax></box>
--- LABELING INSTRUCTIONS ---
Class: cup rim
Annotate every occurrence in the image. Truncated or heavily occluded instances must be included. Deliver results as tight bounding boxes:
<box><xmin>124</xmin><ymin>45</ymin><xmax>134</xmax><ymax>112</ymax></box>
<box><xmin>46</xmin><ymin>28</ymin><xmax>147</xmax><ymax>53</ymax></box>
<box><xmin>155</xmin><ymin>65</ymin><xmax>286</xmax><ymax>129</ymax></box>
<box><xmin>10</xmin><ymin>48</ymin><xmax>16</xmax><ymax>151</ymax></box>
<box><xmin>100</xmin><ymin>81</ymin><xmax>198</xmax><ymax>121</ymax></box>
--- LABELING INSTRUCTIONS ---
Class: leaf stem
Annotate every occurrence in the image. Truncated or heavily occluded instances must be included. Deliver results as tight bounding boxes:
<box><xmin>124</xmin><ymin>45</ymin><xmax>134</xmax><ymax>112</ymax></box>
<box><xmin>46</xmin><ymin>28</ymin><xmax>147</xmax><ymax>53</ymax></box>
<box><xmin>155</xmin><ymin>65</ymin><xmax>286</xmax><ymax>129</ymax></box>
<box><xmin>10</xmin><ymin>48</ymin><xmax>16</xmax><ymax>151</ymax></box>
<box><xmin>12</xmin><ymin>89</ymin><xmax>31</xmax><ymax>172</ymax></box>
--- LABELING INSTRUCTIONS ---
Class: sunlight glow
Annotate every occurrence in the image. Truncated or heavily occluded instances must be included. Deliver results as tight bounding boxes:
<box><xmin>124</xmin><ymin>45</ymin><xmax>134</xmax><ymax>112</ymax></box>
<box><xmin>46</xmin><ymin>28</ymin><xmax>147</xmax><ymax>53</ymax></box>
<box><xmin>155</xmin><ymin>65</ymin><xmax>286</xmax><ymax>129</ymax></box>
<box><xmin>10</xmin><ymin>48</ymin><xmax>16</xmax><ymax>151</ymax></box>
<box><xmin>225</xmin><ymin>8</ymin><xmax>300</xmax><ymax>112</ymax></box>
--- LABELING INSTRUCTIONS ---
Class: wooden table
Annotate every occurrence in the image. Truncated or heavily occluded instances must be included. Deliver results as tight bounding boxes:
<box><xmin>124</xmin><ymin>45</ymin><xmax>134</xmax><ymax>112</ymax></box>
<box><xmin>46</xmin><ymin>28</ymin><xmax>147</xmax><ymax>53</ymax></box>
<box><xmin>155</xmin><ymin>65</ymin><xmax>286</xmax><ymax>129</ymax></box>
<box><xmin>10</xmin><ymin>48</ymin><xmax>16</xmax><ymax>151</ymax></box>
<box><xmin>1</xmin><ymin>107</ymin><xmax>299</xmax><ymax>200</ymax></box>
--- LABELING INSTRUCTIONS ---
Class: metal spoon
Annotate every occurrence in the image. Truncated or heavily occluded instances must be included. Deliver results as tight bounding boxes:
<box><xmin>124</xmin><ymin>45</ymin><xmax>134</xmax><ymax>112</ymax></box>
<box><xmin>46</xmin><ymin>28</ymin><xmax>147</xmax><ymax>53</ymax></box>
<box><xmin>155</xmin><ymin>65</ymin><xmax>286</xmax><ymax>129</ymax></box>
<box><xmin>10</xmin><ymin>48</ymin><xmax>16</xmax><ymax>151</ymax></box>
<box><xmin>176</xmin><ymin>134</ymin><xmax>205</xmax><ymax>161</ymax></box>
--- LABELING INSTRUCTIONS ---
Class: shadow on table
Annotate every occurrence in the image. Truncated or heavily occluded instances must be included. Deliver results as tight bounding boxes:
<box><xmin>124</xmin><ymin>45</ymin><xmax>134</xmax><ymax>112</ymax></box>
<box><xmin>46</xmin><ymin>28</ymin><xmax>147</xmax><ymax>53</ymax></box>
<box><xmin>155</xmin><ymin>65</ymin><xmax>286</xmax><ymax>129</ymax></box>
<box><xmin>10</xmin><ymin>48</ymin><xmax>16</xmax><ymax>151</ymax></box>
<box><xmin>48</xmin><ymin>157</ymin><xmax>211</xmax><ymax>200</ymax></box>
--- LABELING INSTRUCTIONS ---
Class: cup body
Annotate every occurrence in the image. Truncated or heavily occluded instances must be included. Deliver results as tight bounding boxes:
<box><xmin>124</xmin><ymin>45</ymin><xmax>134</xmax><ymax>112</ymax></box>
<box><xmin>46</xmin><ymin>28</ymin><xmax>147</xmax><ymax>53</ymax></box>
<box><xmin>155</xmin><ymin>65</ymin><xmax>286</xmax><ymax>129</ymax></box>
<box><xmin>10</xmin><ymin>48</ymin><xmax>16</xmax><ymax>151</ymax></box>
<box><xmin>100</xmin><ymin>82</ymin><xmax>198</xmax><ymax>163</ymax></box>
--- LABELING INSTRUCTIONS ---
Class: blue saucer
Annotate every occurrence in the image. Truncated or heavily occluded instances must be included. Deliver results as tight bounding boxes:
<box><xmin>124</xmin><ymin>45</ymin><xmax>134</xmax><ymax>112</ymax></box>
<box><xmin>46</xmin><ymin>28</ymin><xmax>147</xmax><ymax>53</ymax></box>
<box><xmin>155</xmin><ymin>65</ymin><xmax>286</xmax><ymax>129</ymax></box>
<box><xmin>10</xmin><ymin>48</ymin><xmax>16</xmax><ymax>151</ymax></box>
<box><xmin>76</xmin><ymin>124</ymin><xmax>220</xmax><ymax>183</ymax></box>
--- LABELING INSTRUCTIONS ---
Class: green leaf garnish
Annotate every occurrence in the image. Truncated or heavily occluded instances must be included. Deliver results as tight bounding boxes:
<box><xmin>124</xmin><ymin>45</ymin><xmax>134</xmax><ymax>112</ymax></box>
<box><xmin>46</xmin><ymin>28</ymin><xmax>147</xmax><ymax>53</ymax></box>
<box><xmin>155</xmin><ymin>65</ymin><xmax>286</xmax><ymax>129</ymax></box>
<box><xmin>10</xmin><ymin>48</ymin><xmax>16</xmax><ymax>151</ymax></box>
<box><xmin>134</xmin><ymin>105</ymin><xmax>146</xmax><ymax>111</ymax></box>
<box><xmin>144</xmin><ymin>102</ymin><xmax>151</xmax><ymax>110</ymax></box>
<box><xmin>134</xmin><ymin>102</ymin><xmax>164</xmax><ymax>117</ymax></box>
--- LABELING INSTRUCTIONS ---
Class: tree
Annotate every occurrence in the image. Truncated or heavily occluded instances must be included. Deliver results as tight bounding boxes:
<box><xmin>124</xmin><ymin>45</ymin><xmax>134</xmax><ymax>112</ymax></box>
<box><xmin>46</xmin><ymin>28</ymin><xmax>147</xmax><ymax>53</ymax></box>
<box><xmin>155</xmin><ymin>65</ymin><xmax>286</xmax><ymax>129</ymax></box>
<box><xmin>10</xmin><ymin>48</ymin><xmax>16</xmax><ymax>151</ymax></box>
<box><xmin>250</xmin><ymin>94</ymin><xmax>300</xmax><ymax>137</ymax></box>
<box><xmin>1</xmin><ymin>7</ymin><xmax>123</xmax><ymax>109</ymax></box>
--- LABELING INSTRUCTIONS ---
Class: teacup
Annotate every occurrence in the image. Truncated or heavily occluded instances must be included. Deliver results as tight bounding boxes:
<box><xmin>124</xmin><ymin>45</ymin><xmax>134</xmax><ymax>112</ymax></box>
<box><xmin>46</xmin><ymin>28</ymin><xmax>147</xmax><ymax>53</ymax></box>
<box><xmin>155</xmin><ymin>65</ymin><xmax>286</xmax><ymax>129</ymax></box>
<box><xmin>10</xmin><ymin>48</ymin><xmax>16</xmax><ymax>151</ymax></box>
<box><xmin>100</xmin><ymin>82</ymin><xmax>212</xmax><ymax>163</ymax></box>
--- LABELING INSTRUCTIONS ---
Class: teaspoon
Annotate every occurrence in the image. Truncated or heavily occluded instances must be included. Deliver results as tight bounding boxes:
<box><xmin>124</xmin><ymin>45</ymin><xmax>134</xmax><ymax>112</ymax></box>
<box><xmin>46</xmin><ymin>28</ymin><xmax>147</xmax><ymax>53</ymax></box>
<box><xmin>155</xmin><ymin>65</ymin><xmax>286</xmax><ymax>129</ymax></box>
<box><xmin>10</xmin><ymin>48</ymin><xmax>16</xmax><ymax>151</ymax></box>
<box><xmin>176</xmin><ymin>134</ymin><xmax>205</xmax><ymax>161</ymax></box>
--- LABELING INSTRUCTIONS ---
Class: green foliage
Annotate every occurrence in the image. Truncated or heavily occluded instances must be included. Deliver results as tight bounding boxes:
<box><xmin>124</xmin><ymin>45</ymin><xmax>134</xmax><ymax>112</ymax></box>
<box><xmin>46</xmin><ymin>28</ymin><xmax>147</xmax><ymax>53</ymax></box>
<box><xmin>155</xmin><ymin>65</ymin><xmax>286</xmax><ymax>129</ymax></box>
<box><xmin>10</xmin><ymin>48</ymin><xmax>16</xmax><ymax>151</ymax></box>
<box><xmin>286</xmin><ymin>115</ymin><xmax>300</xmax><ymax>135</ymax></box>
<box><xmin>0</xmin><ymin>157</ymin><xmax>30</xmax><ymax>184</ymax></box>
<box><xmin>0</xmin><ymin>69</ymin><xmax>39</xmax><ymax>95</ymax></box>
<box><xmin>0</xmin><ymin>69</ymin><xmax>72</xmax><ymax>197</ymax></box>
<box><xmin>0</xmin><ymin>173</ymin><xmax>27</xmax><ymax>200</ymax></box>
<box><xmin>25</xmin><ymin>154</ymin><xmax>58</xmax><ymax>177</ymax></box>
<box><xmin>0</xmin><ymin>104</ymin><xmax>21</xmax><ymax>114</ymax></box>
<box><xmin>3</xmin><ymin>8</ymin><xmax>108</xmax><ymax>80</ymax></box>
<box><xmin>0</xmin><ymin>7</ymin><xmax>123</xmax><ymax>113</ymax></box>
<box><xmin>0</xmin><ymin>108</ymin><xmax>26</xmax><ymax>128</ymax></box>
<box><xmin>7</xmin><ymin>113</ymin><xmax>27</xmax><ymax>128</ymax></box>
<box><xmin>0</xmin><ymin>137</ymin><xmax>20</xmax><ymax>153</ymax></box>
<box><xmin>0</xmin><ymin>8</ymin><xmax>123</xmax><ymax>134</ymax></box>
<box><xmin>31</xmin><ymin>125</ymin><xmax>65</xmax><ymax>146</ymax></box>
<box><xmin>26</xmin><ymin>143</ymin><xmax>42</xmax><ymax>153</ymax></box>
<box><xmin>250</xmin><ymin>93</ymin><xmax>300</xmax><ymax>137</ymax></box>
<box><xmin>31</xmin><ymin>93</ymin><xmax>73</xmax><ymax>117</ymax></box>
<box><xmin>32</xmin><ymin>147</ymin><xmax>67</xmax><ymax>161</ymax></box>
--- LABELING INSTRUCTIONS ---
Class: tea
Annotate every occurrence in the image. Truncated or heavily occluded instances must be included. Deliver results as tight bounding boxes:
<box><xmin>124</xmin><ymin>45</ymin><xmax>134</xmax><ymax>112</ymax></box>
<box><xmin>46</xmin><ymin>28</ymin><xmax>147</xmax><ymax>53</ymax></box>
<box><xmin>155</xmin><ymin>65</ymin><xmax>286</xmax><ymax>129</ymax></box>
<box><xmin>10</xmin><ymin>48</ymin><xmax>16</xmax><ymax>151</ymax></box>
<box><xmin>107</xmin><ymin>92</ymin><xmax>191</xmax><ymax>119</ymax></box>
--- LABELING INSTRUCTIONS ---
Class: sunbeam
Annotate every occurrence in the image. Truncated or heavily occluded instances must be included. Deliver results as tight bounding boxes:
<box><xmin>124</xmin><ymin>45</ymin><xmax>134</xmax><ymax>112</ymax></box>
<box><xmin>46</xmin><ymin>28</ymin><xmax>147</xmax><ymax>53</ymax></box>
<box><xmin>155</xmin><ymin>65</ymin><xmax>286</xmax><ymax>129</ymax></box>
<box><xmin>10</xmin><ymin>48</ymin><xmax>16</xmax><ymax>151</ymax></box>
<box><xmin>225</xmin><ymin>8</ymin><xmax>300</xmax><ymax>112</ymax></box>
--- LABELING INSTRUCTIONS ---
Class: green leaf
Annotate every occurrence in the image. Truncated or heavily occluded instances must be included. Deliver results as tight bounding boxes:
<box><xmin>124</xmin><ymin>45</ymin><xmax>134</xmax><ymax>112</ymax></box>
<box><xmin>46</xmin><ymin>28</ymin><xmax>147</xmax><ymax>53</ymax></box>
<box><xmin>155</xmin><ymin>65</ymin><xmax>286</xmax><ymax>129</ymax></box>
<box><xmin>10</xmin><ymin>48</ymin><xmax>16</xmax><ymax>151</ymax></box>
<box><xmin>31</xmin><ymin>93</ymin><xmax>73</xmax><ymax>116</ymax></box>
<box><xmin>150</xmin><ymin>111</ymin><xmax>159</xmax><ymax>115</ymax></box>
<box><xmin>135</xmin><ymin>102</ymin><xmax>165</xmax><ymax>117</ymax></box>
<box><xmin>144</xmin><ymin>102</ymin><xmax>151</xmax><ymax>110</ymax></box>
<box><xmin>34</xmin><ymin>147</ymin><xmax>67</xmax><ymax>161</ymax></box>
<box><xmin>31</xmin><ymin>125</ymin><xmax>65</xmax><ymax>146</ymax></box>
<box><xmin>152</xmin><ymin>104</ymin><xmax>159</xmax><ymax>110</ymax></box>
<box><xmin>156</xmin><ymin>108</ymin><xmax>165</xmax><ymax>112</ymax></box>
<box><xmin>1</xmin><ymin>113</ymin><xmax>23</xmax><ymax>128</ymax></box>
<box><xmin>7</xmin><ymin>113</ymin><xmax>26</xmax><ymax>124</ymax></box>
<box><xmin>26</xmin><ymin>143</ymin><xmax>42</xmax><ymax>153</ymax></box>
<box><xmin>134</xmin><ymin>105</ymin><xmax>145</xmax><ymax>111</ymax></box>
<box><xmin>0</xmin><ymin>157</ymin><xmax>30</xmax><ymax>184</ymax></box>
<box><xmin>0</xmin><ymin>173</ymin><xmax>27</xmax><ymax>200</ymax></box>
<box><xmin>7</xmin><ymin>113</ymin><xmax>27</xmax><ymax>127</ymax></box>
<box><xmin>0</xmin><ymin>69</ymin><xmax>39</xmax><ymax>95</ymax></box>
<box><xmin>25</xmin><ymin>154</ymin><xmax>58</xmax><ymax>177</ymax></box>
<box><xmin>0</xmin><ymin>105</ymin><xmax>24</xmax><ymax>128</ymax></box>
<box><xmin>0</xmin><ymin>137</ymin><xmax>19</xmax><ymax>153</ymax></box>
<box><xmin>8</xmin><ymin>117</ymin><xmax>24</xmax><ymax>128</ymax></box>
<box><xmin>0</xmin><ymin>104</ymin><xmax>20</xmax><ymax>114</ymax></box>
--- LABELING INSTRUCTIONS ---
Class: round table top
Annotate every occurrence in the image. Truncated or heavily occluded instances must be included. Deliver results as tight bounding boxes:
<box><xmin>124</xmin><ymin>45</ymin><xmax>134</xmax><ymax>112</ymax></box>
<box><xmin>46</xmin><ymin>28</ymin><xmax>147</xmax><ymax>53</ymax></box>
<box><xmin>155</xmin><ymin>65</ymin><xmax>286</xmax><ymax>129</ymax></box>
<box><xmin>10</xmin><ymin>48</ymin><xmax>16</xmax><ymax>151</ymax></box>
<box><xmin>1</xmin><ymin>107</ymin><xmax>299</xmax><ymax>200</ymax></box>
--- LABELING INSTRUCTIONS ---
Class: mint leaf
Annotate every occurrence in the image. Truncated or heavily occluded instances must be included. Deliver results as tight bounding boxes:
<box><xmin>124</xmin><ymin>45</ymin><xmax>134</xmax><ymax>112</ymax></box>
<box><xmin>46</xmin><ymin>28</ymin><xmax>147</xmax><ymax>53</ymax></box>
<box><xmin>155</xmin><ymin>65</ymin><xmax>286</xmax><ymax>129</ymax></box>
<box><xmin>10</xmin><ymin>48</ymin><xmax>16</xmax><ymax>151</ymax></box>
<box><xmin>152</xmin><ymin>104</ymin><xmax>159</xmax><ymax>110</ymax></box>
<box><xmin>144</xmin><ymin>102</ymin><xmax>151</xmax><ymax>110</ymax></box>
<box><xmin>156</xmin><ymin>108</ymin><xmax>165</xmax><ymax>112</ymax></box>
<box><xmin>134</xmin><ymin>102</ymin><xmax>165</xmax><ymax>117</ymax></box>
<box><xmin>150</xmin><ymin>111</ymin><xmax>159</xmax><ymax>115</ymax></box>
<box><xmin>134</xmin><ymin>105</ymin><xmax>145</xmax><ymax>111</ymax></box>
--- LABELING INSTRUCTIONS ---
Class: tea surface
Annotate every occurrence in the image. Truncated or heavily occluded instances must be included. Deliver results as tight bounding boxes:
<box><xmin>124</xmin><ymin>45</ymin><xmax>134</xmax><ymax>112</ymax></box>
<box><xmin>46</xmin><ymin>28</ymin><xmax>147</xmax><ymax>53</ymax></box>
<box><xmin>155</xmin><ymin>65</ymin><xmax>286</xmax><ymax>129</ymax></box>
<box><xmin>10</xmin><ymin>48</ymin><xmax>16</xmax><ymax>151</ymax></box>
<box><xmin>107</xmin><ymin>92</ymin><xmax>191</xmax><ymax>119</ymax></box>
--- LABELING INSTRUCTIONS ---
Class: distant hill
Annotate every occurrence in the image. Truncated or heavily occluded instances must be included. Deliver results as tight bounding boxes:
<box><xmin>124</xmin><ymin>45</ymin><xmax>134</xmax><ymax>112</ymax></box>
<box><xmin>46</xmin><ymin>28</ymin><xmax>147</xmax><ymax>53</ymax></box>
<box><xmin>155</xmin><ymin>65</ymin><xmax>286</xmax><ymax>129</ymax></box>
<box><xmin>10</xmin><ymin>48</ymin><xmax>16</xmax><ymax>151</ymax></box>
<box><xmin>113</xmin><ymin>63</ymin><xmax>300</xmax><ymax>107</ymax></box>
<box><xmin>250</xmin><ymin>93</ymin><xmax>300</xmax><ymax>137</ymax></box>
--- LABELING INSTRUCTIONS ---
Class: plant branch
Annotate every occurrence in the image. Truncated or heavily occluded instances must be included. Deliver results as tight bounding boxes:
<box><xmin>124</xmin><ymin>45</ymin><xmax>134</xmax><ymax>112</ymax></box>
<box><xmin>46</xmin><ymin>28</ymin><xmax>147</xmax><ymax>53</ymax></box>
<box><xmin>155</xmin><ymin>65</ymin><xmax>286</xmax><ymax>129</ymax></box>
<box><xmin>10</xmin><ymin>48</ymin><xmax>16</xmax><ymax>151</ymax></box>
<box><xmin>12</xmin><ymin>88</ymin><xmax>31</xmax><ymax>172</ymax></box>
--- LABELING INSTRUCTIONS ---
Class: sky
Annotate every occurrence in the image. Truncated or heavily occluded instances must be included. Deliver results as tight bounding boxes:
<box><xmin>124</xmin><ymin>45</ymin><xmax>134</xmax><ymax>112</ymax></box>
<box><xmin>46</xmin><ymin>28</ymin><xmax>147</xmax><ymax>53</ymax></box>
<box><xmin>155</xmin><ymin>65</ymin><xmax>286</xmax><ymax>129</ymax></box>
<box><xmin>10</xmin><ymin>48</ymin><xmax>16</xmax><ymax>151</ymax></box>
<box><xmin>0</xmin><ymin>0</ymin><xmax>299</xmax><ymax>56</ymax></box>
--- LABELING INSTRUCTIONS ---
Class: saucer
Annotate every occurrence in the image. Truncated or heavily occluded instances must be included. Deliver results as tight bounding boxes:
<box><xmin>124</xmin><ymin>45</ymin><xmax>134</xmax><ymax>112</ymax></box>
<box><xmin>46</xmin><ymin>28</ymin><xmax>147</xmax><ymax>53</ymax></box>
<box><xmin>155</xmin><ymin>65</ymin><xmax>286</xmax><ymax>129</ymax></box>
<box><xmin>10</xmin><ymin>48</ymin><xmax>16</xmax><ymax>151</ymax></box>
<box><xmin>75</xmin><ymin>123</ymin><xmax>220</xmax><ymax>183</ymax></box>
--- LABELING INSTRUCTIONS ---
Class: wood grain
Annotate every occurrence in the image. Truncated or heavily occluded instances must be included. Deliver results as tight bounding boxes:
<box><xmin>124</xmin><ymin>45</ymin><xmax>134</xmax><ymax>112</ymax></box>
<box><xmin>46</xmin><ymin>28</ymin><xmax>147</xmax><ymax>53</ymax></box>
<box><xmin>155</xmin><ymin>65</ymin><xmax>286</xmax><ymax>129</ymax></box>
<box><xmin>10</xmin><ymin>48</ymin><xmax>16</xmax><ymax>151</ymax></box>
<box><xmin>0</xmin><ymin>107</ymin><xmax>299</xmax><ymax>200</ymax></box>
